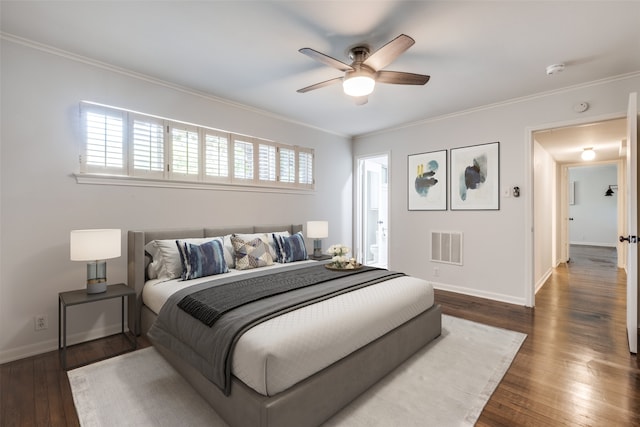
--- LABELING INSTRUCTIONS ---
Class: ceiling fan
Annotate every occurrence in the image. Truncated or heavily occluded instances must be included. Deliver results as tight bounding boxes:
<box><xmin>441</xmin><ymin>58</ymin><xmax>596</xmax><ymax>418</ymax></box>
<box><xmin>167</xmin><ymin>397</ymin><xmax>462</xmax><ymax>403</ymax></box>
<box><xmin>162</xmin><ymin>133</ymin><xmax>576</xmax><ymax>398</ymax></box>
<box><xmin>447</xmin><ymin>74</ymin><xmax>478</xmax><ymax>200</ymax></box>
<box><xmin>297</xmin><ymin>34</ymin><xmax>430</xmax><ymax>105</ymax></box>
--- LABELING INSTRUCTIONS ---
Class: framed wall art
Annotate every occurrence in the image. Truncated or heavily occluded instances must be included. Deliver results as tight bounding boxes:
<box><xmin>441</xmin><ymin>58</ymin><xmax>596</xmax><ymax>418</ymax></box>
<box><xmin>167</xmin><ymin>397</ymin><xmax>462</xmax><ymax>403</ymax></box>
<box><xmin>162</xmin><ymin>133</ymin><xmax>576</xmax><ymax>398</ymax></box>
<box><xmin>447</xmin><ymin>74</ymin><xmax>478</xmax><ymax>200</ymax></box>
<box><xmin>408</xmin><ymin>150</ymin><xmax>447</xmax><ymax>210</ymax></box>
<box><xmin>450</xmin><ymin>142</ymin><xmax>500</xmax><ymax>210</ymax></box>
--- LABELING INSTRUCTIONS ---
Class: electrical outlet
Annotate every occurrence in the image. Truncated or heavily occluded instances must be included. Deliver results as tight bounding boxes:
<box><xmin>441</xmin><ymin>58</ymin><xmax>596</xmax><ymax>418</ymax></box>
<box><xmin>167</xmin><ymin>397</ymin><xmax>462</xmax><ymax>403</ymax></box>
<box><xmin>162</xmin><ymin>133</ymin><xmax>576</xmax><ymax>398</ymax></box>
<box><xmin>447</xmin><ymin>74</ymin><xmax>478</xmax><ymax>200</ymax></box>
<box><xmin>35</xmin><ymin>315</ymin><xmax>47</xmax><ymax>331</ymax></box>
<box><xmin>433</xmin><ymin>267</ymin><xmax>440</xmax><ymax>277</ymax></box>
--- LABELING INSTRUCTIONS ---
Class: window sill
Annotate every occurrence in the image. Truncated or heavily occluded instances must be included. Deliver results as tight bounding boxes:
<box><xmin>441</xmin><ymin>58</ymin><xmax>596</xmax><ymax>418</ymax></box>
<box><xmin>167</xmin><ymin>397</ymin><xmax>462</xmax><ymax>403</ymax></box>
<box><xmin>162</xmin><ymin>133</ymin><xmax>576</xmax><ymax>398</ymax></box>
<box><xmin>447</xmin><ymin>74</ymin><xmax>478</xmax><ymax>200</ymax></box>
<box><xmin>73</xmin><ymin>173</ymin><xmax>314</xmax><ymax>194</ymax></box>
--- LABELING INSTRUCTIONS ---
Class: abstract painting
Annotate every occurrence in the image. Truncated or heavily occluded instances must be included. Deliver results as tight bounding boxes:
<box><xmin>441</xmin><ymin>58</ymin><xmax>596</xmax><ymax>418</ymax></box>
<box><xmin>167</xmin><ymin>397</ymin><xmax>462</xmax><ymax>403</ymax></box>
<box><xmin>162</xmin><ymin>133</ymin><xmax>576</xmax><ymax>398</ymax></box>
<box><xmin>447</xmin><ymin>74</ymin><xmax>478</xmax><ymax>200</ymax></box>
<box><xmin>450</xmin><ymin>142</ymin><xmax>500</xmax><ymax>210</ymax></box>
<box><xmin>408</xmin><ymin>150</ymin><xmax>447</xmax><ymax>210</ymax></box>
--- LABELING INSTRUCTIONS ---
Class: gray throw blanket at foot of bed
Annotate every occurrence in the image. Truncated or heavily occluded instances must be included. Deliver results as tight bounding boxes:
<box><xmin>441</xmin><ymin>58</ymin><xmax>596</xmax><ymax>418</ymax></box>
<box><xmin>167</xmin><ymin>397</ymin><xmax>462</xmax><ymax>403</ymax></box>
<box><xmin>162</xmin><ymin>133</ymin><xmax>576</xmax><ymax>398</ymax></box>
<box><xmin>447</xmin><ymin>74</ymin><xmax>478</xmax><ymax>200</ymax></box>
<box><xmin>148</xmin><ymin>263</ymin><xmax>405</xmax><ymax>395</ymax></box>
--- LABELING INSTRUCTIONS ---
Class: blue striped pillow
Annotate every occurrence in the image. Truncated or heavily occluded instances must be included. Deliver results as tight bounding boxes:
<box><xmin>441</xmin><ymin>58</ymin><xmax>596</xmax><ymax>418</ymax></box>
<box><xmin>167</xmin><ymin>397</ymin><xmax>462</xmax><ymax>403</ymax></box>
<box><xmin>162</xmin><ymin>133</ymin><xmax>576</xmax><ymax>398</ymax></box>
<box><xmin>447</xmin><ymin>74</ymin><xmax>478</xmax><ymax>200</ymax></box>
<box><xmin>177</xmin><ymin>239</ymin><xmax>228</xmax><ymax>280</ymax></box>
<box><xmin>274</xmin><ymin>232</ymin><xmax>308</xmax><ymax>263</ymax></box>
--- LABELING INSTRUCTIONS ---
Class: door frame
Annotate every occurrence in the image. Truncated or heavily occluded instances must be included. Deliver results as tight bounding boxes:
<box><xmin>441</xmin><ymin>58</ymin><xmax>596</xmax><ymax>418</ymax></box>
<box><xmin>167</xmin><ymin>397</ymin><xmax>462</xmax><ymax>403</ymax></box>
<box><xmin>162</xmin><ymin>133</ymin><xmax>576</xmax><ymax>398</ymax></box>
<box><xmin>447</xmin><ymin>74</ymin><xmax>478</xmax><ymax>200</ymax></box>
<box><xmin>525</xmin><ymin>112</ymin><xmax>626</xmax><ymax>307</ymax></box>
<box><xmin>354</xmin><ymin>151</ymin><xmax>390</xmax><ymax>268</ymax></box>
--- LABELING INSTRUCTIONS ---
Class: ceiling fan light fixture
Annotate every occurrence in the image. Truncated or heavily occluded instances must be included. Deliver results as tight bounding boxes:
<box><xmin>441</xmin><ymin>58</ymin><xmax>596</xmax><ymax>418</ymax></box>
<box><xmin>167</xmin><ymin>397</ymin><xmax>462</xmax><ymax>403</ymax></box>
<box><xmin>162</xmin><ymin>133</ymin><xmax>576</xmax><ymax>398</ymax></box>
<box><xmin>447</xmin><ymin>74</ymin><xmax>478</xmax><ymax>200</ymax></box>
<box><xmin>581</xmin><ymin>147</ymin><xmax>595</xmax><ymax>161</ymax></box>
<box><xmin>343</xmin><ymin>73</ymin><xmax>375</xmax><ymax>97</ymax></box>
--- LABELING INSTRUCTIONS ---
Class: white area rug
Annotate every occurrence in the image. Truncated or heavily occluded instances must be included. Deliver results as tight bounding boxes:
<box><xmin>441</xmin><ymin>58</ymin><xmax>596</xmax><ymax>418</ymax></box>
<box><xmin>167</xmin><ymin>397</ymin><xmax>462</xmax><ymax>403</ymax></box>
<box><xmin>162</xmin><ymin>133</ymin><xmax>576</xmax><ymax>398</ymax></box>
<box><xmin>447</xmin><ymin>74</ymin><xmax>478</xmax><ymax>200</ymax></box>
<box><xmin>68</xmin><ymin>315</ymin><xmax>526</xmax><ymax>427</ymax></box>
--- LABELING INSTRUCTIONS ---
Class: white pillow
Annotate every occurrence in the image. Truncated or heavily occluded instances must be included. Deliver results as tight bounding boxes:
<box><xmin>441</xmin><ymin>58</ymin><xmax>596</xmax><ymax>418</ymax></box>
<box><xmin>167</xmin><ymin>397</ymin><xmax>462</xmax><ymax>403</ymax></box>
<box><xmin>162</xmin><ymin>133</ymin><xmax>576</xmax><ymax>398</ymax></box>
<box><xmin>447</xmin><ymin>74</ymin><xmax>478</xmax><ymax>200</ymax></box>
<box><xmin>222</xmin><ymin>234</ymin><xmax>235</xmax><ymax>268</ymax></box>
<box><xmin>145</xmin><ymin>237</ymin><xmax>221</xmax><ymax>281</ymax></box>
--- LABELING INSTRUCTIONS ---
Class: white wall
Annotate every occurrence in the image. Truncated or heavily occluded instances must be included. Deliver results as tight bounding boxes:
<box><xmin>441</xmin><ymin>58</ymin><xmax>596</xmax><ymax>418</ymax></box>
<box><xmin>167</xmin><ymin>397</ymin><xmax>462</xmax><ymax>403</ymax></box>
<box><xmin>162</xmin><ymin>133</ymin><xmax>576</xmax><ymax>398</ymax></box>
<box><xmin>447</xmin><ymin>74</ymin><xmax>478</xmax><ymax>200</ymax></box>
<box><xmin>0</xmin><ymin>39</ymin><xmax>352</xmax><ymax>362</ymax></box>
<box><xmin>353</xmin><ymin>73</ymin><xmax>640</xmax><ymax>306</ymax></box>
<box><xmin>569</xmin><ymin>164</ymin><xmax>618</xmax><ymax>246</ymax></box>
<box><xmin>533</xmin><ymin>140</ymin><xmax>556</xmax><ymax>290</ymax></box>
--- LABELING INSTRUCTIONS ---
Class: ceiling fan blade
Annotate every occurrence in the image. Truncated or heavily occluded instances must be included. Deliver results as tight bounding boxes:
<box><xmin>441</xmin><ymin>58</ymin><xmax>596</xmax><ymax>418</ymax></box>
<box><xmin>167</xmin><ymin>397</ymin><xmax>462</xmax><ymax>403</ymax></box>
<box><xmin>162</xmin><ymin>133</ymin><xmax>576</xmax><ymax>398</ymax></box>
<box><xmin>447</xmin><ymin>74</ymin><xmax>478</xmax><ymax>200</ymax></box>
<box><xmin>376</xmin><ymin>70</ymin><xmax>430</xmax><ymax>85</ymax></box>
<box><xmin>299</xmin><ymin>48</ymin><xmax>354</xmax><ymax>72</ymax></box>
<box><xmin>354</xmin><ymin>96</ymin><xmax>368</xmax><ymax>106</ymax></box>
<box><xmin>363</xmin><ymin>34</ymin><xmax>415</xmax><ymax>71</ymax></box>
<box><xmin>297</xmin><ymin>77</ymin><xmax>343</xmax><ymax>93</ymax></box>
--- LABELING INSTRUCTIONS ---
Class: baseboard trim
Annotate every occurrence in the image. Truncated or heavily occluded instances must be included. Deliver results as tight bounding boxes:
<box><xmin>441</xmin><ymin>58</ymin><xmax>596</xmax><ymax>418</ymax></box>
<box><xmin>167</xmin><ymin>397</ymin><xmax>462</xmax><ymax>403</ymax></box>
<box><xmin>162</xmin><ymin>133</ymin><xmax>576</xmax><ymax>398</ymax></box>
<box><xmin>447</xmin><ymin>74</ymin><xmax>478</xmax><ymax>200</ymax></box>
<box><xmin>0</xmin><ymin>324</ymin><xmax>127</xmax><ymax>365</ymax></box>
<box><xmin>536</xmin><ymin>268</ymin><xmax>553</xmax><ymax>294</ymax></box>
<box><xmin>569</xmin><ymin>242</ymin><xmax>616</xmax><ymax>248</ymax></box>
<box><xmin>431</xmin><ymin>281</ymin><xmax>527</xmax><ymax>307</ymax></box>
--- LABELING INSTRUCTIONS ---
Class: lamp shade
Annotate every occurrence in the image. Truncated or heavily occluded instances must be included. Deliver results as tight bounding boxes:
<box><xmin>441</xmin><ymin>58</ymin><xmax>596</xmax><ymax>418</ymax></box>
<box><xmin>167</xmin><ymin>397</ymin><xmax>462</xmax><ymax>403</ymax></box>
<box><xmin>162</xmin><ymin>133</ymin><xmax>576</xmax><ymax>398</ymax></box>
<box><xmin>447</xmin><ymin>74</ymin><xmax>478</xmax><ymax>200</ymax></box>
<box><xmin>343</xmin><ymin>72</ymin><xmax>375</xmax><ymax>97</ymax></box>
<box><xmin>70</xmin><ymin>229</ymin><xmax>121</xmax><ymax>261</ymax></box>
<box><xmin>307</xmin><ymin>221</ymin><xmax>328</xmax><ymax>239</ymax></box>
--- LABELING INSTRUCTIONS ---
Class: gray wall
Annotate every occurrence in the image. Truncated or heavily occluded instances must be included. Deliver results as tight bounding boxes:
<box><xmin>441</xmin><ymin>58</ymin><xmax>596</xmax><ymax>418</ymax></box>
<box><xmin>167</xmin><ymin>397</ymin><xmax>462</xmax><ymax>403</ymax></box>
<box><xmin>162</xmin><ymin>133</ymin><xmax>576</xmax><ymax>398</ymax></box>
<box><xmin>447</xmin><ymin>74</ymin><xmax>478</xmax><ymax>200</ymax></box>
<box><xmin>353</xmin><ymin>73</ymin><xmax>640</xmax><ymax>306</ymax></box>
<box><xmin>0</xmin><ymin>39</ymin><xmax>352</xmax><ymax>362</ymax></box>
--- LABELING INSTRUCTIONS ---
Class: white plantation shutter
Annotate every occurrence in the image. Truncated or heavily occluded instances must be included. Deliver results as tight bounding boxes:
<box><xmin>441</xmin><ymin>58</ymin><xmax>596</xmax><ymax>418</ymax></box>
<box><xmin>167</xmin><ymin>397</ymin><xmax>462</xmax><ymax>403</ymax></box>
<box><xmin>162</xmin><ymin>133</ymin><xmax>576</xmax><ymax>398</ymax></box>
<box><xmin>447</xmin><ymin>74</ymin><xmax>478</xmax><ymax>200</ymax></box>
<box><xmin>233</xmin><ymin>138</ymin><xmax>254</xmax><ymax>180</ymax></box>
<box><xmin>204</xmin><ymin>131</ymin><xmax>229</xmax><ymax>181</ymax></box>
<box><xmin>259</xmin><ymin>143</ymin><xmax>277</xmax><ymax>182</ymax></box>
<box><xmin>82</xmin><ymin>105</ymin><xmax>126</xmax><ymax>174</ymax></box>
<box><xmin>78</xmin><ymin>102</ymin><xmax>314</xmax><ymax>190</ymax></box>
<box><xmin>279</xmin><ymin>147</ymin><xmax>296</xmax><ymax>183</ymax></box>
<box><xmin>130</xmin><ymin>115</ymin><xmax>165</xmax><ymax>178</ymax></box>
<box><xmin>298</xmin><ymin>150</ymin><xmax>314</xmax><ymax>186</ymax></box>
<box><xmin>170</xmin><ymin>124</ymin><xmax>199</xmax><ymax>179</ymax></box>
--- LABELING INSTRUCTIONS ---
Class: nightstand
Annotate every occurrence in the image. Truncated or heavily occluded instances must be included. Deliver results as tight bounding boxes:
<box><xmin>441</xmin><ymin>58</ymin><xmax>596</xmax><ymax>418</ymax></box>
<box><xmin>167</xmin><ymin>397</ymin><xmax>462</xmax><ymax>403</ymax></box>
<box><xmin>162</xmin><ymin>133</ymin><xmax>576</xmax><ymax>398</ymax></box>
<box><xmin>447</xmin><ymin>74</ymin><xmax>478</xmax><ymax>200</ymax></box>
<box><xmin>58</xmin><ymin>283</ymin><xmax>137</xmax><ymax>369</ymax></box>
<box><xmin>309</xmin><ymin>254</ymin><xmax>332</xmax><ymax>261</ymax></box>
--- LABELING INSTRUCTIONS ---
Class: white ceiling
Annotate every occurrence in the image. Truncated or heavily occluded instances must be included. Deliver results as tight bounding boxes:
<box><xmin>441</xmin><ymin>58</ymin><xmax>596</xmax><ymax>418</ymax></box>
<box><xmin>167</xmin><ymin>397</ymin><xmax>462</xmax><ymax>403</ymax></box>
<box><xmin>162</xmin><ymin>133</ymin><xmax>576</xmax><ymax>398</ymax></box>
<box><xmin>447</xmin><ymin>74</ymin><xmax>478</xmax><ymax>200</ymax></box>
<box><xmin>2</xmin><ymin>1</ymin><xmax>639</xmax><ymax>156</ymax></box>
<box><xmin>534</xmin><ymin>118</ymin><xmax>627</xmax><ymax>164</ymax></box>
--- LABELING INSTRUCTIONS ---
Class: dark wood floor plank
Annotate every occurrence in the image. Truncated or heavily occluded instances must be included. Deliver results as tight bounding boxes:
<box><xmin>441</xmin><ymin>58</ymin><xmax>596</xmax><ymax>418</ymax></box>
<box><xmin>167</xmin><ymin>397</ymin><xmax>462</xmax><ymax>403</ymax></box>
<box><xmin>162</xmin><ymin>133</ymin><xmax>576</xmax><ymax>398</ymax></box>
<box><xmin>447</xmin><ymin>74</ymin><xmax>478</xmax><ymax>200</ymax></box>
<box><xmin>0</xmin><ymin>245</ymin><xmax>638</xmax><ymax>426</ymax></box>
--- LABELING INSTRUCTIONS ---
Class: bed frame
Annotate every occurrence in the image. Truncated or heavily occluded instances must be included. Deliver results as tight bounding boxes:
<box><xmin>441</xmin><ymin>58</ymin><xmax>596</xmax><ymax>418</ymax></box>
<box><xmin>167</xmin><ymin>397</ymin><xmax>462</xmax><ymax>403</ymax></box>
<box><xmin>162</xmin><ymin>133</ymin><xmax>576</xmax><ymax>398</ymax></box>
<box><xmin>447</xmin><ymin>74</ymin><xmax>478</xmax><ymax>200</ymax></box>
<box><xmin>127</xmin><ymin>225</ymin><xmax>442</xmax><ymax>427</ymax></box>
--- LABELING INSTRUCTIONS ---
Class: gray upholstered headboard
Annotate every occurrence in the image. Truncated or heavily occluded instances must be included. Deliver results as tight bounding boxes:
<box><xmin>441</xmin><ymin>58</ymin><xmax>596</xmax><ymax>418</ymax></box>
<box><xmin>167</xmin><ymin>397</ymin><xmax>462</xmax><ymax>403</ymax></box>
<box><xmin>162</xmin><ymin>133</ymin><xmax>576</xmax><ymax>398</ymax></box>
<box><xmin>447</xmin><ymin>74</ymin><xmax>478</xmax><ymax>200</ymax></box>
<box><xmin>126</xmin><ymin>224</ymin><xmax>303</xmax><ymax>335</ymax></box>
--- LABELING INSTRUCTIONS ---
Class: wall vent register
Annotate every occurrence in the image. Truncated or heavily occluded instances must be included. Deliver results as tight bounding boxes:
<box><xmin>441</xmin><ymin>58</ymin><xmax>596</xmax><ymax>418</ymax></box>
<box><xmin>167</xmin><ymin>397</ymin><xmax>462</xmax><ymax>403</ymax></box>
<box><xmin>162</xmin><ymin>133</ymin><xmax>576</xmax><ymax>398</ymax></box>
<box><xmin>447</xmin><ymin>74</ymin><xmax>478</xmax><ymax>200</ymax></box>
<box><xmin>431</xmin><ymin>231</ymin><xmax>463</xmax><ymax>266</ymax></box>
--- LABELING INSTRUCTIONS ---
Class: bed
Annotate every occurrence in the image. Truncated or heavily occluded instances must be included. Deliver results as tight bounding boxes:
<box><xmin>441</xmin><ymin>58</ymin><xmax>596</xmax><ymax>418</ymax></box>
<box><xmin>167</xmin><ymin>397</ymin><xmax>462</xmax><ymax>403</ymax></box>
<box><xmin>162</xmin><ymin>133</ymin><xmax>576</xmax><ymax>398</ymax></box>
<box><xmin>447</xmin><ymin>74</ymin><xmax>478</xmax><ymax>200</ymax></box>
<box><xmin>127</xmin><ymin>224</ymin><xmax>441</xmax><ymax>427</ymax></box>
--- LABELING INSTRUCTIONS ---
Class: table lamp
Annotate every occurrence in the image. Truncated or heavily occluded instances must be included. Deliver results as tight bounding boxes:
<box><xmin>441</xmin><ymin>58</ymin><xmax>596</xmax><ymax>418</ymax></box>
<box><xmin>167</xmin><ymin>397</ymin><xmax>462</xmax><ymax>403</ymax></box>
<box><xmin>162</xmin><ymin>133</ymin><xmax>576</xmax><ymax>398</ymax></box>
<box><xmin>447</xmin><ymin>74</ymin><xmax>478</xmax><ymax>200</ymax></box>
<box><xmin>70</xmin><ymin>229</ymin><xmax>121</xmax><ymax>294</ymax></box>
<box><xmin>306</xmin><ymin>221</ymin><xmax>328</xmax><ymax>258</ymax></box>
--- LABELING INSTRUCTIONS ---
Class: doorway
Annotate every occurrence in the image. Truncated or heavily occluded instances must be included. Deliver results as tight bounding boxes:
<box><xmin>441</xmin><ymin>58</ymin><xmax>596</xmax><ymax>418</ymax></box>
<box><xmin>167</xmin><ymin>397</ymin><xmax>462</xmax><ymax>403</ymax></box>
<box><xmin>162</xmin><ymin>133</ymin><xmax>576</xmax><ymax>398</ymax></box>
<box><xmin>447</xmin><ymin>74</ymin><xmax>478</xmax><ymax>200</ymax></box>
<box><xmin>566</xmin><ymin>163</ymin><xmax>619</xmax><ymax>262</ymax></box>
<box><xmin>529</xmin><ymin>115</ymin><xmax>627</xmax><ymax>307</ymax></box>
<box><xmin>355</xmin><ymin>154</ymin><xmax>389</xmax><ymax>269</ymax></box>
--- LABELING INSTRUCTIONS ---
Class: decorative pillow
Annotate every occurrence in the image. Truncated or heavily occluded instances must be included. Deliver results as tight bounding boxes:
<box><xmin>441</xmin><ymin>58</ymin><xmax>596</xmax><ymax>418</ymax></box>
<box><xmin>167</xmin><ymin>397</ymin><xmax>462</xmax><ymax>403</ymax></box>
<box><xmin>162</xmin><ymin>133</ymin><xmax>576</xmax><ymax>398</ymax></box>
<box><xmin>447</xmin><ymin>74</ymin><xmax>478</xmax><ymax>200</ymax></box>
<box><xmin>177</xmin><ymin>239</ymin><xmax>228</xmax><ymax>280</ymax></box>
<box><xmin>231</xmin><ymin>236</ymin><xmax>274</xmax><ymax>270</ymax></box>
<box><xmin>234</xmin><ymin>232</ymin><xmax>289</xmax><ymax>260</ymax></box>
<box><xmin>274</xmin><ymin>232</ymin><xmax>308</xmax><ymax>263</ymax></box>
<box><xmin>144</xmin><ymin>237</ymin><xmax>220</xmax><ymax>281</ymax></box>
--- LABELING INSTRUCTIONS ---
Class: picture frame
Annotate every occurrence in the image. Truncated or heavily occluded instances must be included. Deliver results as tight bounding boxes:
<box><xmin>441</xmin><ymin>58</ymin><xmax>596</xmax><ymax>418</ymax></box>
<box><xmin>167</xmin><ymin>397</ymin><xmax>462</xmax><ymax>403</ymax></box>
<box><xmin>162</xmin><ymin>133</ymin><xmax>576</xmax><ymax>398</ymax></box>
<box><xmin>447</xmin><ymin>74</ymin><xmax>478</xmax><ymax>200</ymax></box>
<box><xmin>408</xmin><ymin>150</ymin><xmax>447</xmax><ymax>211</ymax></box>
<box><xmin>450</xmin><ymin>142</ymin><xmax>500</xmax><ymax>210</ymax></box>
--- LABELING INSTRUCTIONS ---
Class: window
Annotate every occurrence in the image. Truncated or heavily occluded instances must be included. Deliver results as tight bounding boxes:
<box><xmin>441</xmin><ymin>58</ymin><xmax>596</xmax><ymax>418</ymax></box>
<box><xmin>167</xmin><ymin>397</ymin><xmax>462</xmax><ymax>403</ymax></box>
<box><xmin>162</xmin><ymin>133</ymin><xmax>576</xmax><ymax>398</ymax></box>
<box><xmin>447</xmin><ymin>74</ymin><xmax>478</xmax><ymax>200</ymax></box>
<box><xmin>78</xmin><ymin>101</ymin><xmax>315</xmax><ymax>190</ymax></box>
<box><xmin>81</xmin><ymin>105</ymin><xmax>126</xmax><ymax>174</ymax></box>
<box><xmin>130</xmin><ymin>115</ymin><xmax>164</xmax><ymax>178</ymax></box>
<box><xmin>233</xmin><ymin>138</ymin><xmax>254</xmax><ymax>181</ymax></box>
<box><xmin>299</xmin><ymin>150</ymin><xmax>314</xmax><ymax>186</ymax></box>
<box><xmin>259</xmin><ymin>143</ymin><xmax>277</xmax><ymax>182</ymax></box>
<box><xmin>279</xmin><ymin>147</ymin><xmax>295</xmax><ymax>183</ymax></box>
<box><xmin>170</xmin><ymin>124</ymin><xmax>199</xmax><ymax>180</ymax></box>
<box><xmin>204</xmin><ymin>131</ymin><xmax>229</xmax><ymax>181</ymax></box>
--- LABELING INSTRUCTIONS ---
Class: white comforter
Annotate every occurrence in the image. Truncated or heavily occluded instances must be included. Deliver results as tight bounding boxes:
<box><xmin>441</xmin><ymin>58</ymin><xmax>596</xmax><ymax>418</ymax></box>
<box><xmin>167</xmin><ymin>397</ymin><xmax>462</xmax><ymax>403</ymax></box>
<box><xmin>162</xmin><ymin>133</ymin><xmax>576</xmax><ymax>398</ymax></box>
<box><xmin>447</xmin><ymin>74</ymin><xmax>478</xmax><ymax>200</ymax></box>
<box><xmin>143</xmin><ymin>262</ymin><xmax>434</xmax><ymax>396</ymax></box>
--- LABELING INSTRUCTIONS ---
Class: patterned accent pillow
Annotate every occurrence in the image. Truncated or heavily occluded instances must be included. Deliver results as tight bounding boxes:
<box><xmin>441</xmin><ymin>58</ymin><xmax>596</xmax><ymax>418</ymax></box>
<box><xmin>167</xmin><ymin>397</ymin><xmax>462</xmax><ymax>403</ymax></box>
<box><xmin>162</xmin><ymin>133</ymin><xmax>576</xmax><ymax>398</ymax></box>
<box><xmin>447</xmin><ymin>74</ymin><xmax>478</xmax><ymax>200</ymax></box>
<box><xmin>274</xmin><ymin>231</ymin><xmax>308</xmax><ymax>263</ymax></box>
<box><xmin>231</xmin><ymin>236</ymin><xmax>274</xmax><ymax>270</ymax></box>
<box><xmin>177</xmin><ymin>239</ymin><xmax>228</xmax><ymax>280</ymax></box>
<box><xmin>234</xmin><ymin>232</ymin><xmax>289</xmax><ymax>260</ymax></box>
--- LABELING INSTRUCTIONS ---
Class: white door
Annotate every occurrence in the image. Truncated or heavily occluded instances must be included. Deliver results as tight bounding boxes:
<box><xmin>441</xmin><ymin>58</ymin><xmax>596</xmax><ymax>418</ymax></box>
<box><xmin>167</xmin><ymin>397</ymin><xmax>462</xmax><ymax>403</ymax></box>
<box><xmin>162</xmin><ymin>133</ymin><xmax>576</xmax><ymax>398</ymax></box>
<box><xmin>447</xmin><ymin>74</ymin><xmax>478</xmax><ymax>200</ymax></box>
<box><xmin>624</xmin><ymin>92</ymin><xmax>638</xmax><ymax>354</ymax></box>
<box><xmin>356</xmin><ymin>155</ymin><xmax>389</xmax><ymax>268</ymax></box>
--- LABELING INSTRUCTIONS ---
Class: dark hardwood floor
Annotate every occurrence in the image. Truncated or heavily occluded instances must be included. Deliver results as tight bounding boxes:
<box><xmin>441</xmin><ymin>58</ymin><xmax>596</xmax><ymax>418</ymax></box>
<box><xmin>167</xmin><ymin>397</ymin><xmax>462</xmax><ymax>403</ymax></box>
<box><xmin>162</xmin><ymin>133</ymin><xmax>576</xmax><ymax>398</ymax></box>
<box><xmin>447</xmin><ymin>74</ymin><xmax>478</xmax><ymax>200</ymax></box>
<box><xmin>1</xmin><ymin>245</ymin><xmax>638</xmax><ymax>426</ymax></box>
<box><xmin>448</xmin><ymin>245</ymin><xmax>639</xmax><ymax>426</ymax></box>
